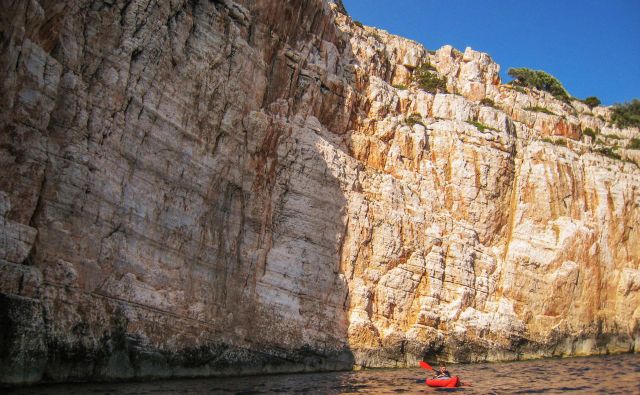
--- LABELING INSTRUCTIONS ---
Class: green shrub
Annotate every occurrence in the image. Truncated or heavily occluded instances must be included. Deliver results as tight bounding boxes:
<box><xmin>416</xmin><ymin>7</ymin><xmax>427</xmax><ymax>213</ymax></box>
<box><xmin>611</xmin><ymin>99</ymin><xmax>640</xmax><ymax>128</ymax></box>
<box><xmin>542</xmin><ymin>137</ymin><xmax>567</xmax><ymax>146</ymax></box>
<box><xmin>582</xmin><ymin>96</ymin><xmax>601</xmax><ymax>108</ymax></box>
<box><xmin>353</xmin><ymin>20</ymin><xmax>363</xmax><ymax>28</ymax></box>
<box><xmin>582</xmin><ymin>127</ymin><xmax>597</xmax><ymax>140</ymax></box>
<box><xmin>524</xmin><ymin>106</ymin><xmax>556</xmax><ymax>115</ymax></box>
<box><xmin>428</xmin><ymin>49</ymin><xmax>437</xmax><ymax>55</ymax></box>
<box><xmin>413</xmin><ymin>63</ymin><xmax>447</xmax><ymax>93</ymax></box>
<box><xmin>480</xmin><ymin>98</ymin><xmax>495</xmax><ymax>107</ymax></box>
<box><xmin>596</xmin><ymin>146</ymin><xmax>621</xmax><ymax>160</ymax></box>
<box><xmin>405</xmin><ymin>113</ymin><xmax>424</xmax><ymax>127</ymax></box>
<box><xmin>627</xmin><ymin>138</ymin><xmax>640</xmax><ymax>150</ymax></box>
<box><xmin>507</xmin><ymin>67</ymin><xmax>570</xmax><ymax>102</ymax></box>
<box><xmin>601</xmin><ymin>133</ymin><xmax>621</xmax><ymax>140</ymax></box>
<box><xmin>393</xmin><ymin>84</ymin><xmax>407</xmax><ymax>90</ymax></box>
<box><xmin>466</xmin><ymin>120</ymin><xmax>497</xmax><ymax>132</ymax></box>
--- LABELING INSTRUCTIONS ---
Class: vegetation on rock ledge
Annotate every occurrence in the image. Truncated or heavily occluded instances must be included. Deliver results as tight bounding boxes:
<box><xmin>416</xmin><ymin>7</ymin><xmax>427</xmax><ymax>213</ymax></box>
<box><xmin>413</xmin><ymin>63</ymin><xmax>447</xmax><ymax>93</ymax></box>
<box><xmin>582</xmin><ymin>127</ymin><xmax>597</xmax><ymax>140</ymax></box>
<box><xmin>542</xmin><ymin>137</ymin><xmax>567</xmax><ymax>147</ymax></box>
<box><xmin>524</xmin><ymin>106</ymin><xmax>556</xmax><ymax>115</ymax></box>
<box><xmin>627</xmin><ymin>138</ymin><xmax>640</xmax><ymax>150</ymax></box>
<box><xmin>611</xmin><ymin>99</ymin><xmax>640</xmax><ymax>128</ymax></box>
<box><xmin>480</xmin><ymin>98</ymin><xmax>495</xmax><ymax>107</ymax></box>
<box><xmin>466</xmin><ymin>120</ymin><xmax>497</xmax><ymax>132</ymax></box>
<box><xmin>596</xmin><ymin>146</ymin><xmax>622</xmax><ymax>160</ymax></box>
<box><xmin>405</xmin><ymin>113</ymin><xmax>425</xmax><ymax>127</ymax></box>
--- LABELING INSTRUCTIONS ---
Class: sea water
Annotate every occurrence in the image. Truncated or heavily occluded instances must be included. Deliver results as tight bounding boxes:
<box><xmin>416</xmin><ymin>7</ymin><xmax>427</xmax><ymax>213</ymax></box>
<box><xmin>7</xmin><ymin>353</ymin><xmax>639</xmax><ymax>394</ymax></box>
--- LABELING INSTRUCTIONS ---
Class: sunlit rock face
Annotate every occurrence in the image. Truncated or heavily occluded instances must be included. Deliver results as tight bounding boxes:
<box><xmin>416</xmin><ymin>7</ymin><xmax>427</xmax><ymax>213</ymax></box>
<box><xmin>0</xmin><ymin>0</ymin><xmax>638</xmax><ymax>385</ymax></box>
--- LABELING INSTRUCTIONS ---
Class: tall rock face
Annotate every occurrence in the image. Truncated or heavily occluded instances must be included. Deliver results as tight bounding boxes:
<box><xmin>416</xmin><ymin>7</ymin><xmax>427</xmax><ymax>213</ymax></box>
<box><xmin>0</xmin><ymin>0</ymin><xmax>638</xmax><ymax>385</ymax></box>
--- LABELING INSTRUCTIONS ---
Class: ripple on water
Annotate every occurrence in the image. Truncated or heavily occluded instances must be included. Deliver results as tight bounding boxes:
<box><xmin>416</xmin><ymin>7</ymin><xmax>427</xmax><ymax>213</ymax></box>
<box><xmin>512</xmin><ymin>389</ymin><xmax>549</xmax><ymax>394</ymax></box>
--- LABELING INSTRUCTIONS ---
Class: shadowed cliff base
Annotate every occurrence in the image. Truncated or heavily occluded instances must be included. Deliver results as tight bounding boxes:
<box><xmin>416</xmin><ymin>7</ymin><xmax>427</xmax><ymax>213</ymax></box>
<box><xmin>0</xmin><ymin>295</ymin><xmax>354</xmax><ymax>386</ymax></box>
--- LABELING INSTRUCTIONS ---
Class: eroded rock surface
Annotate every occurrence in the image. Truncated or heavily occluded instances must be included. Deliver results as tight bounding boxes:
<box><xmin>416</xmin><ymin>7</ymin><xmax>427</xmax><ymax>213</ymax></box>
<box><xmin>0</xmin><ymin>0</ymin><xmax>638</xmax><ymax>385</ymax></box>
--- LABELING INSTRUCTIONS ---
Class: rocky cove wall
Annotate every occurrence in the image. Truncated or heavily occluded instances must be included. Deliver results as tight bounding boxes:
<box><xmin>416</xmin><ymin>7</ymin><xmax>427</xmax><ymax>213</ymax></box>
<box><xmin>0</xmin><ymin>0</ymin><xmax>638</xmax><ymax>386</ymax></box>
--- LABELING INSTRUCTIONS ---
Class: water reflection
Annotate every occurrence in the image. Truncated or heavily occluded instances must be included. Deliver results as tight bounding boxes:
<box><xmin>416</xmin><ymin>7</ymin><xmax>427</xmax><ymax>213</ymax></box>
<box><xmin>6</xmin><ymin>354</ymin><xmax>639</xmax><ymax>394</ymax></box>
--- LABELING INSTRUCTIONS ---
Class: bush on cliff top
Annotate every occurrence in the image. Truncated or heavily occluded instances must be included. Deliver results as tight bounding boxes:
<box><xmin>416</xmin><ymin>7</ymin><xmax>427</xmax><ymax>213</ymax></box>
<box><xmin>611</xmin><ymin>99</ymin><xmax>640</xmax><ymax>128</ymax></box>
<box><xmin>507</xmin><ymin>67</ymin><xmax>570</xmax><ymax>102</ymax></box>
<box><xmin>581</xmin><ymin>96</ymin><xmax>601</xmax><ymax>108</ymax></box>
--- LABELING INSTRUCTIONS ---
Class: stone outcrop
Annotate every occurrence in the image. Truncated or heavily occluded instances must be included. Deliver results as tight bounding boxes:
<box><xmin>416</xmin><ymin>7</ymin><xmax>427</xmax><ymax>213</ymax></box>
<box><xmin>1</xmin><ymin>0</ymin><xmax>638</xmax><ymax>385</ymax></box>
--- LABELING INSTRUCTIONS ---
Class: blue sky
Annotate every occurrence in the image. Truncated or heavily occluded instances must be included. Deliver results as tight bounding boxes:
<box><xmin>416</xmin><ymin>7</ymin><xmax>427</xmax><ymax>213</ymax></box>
<box><xmin>342</xmin><ymin>0</ymin><xmax>640</xmax><ymax>105</ymax></box>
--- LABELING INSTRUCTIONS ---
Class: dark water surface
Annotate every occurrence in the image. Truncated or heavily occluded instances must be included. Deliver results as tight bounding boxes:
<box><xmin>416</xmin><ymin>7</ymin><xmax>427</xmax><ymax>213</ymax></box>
<box><xmin>8</xmin><ymin>354</ymin><xmax>640</xmax><ymax>394</ymax></box>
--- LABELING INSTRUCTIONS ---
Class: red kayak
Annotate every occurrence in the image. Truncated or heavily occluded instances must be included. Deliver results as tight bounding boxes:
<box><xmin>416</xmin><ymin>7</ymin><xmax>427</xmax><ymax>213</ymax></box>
<box><xmin>425</xmin><ymin>376</ymin><xmax>460</xmax><ymax>388</ymax></box>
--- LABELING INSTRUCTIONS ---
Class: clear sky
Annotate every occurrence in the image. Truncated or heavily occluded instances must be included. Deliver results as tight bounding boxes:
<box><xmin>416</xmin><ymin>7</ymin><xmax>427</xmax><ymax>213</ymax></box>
<box><xmin>342</xmin><ymin>0</ymin><xmax>640</xmax><ymax>105</ymax></box>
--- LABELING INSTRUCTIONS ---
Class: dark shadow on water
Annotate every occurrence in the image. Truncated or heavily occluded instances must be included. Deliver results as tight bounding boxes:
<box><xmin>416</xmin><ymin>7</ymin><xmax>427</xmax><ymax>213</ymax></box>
<box><xmin>558</xmin><ymin>386</ymin><xmax>591</xmax><ymax>391</ymax></box>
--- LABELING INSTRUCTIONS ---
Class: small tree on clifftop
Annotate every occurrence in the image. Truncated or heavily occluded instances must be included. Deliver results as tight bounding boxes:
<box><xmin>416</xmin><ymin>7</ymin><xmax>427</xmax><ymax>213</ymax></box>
<box><xmin>582</xmin><ymin>96</ymin><xmax>601</xmax><ymax>108</ymax></box>
<box><xmin>507</xmin><ymin>67</ymin><xmax>570</xmax><ymax>102</ymax></box>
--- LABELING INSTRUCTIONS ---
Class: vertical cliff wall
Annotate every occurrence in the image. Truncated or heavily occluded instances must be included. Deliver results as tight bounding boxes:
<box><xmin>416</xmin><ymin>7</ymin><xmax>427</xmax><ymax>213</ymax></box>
<box><xmin>1</xmin><ymin>0</ymin><xmax>361</xmax><ymax>384</ymax></box>
<box><xmin>1</xmin><ymin>0</ymin><xmax>638</xmax><ymax>385</ymax></box>
<box><xmin>336</xmin><ymin>19</ymin><xmax>640</xmax><ymax>366</ymax></box>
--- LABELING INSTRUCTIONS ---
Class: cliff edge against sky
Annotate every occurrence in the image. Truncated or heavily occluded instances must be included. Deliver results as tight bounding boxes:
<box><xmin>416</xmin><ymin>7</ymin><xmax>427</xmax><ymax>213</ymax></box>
<box><xmin>1</xmin><ymin>0</ymin><xmax>638</xmax><ymax>385</ymax></box>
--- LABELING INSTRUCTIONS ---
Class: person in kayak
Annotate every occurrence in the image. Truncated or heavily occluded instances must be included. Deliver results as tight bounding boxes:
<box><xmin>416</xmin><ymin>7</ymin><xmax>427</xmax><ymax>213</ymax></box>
<box><xmin>421</xmin><ymin>360</ymin><xmax>472</xmax><ymax>387</ymax></box>
<box><xmin>433</xmin><ymin>363</ymin><xmax>451</xmax><ymax>379</ymax></box>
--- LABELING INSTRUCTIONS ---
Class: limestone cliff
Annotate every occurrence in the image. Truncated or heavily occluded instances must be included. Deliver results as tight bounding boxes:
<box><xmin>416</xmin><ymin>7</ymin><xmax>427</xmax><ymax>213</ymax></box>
<box><xmin>0</xmin><ymin>0</ymin><xmax>638</xmax><ymax>385</ymax></box>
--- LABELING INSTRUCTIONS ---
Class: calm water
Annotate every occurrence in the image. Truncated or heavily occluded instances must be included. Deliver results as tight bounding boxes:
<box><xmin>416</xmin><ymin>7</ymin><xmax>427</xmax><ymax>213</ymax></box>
<box><xmin>8</xmin><ymin>354</ymin><xmax>640</xmax><ymax>394</ymax></box>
